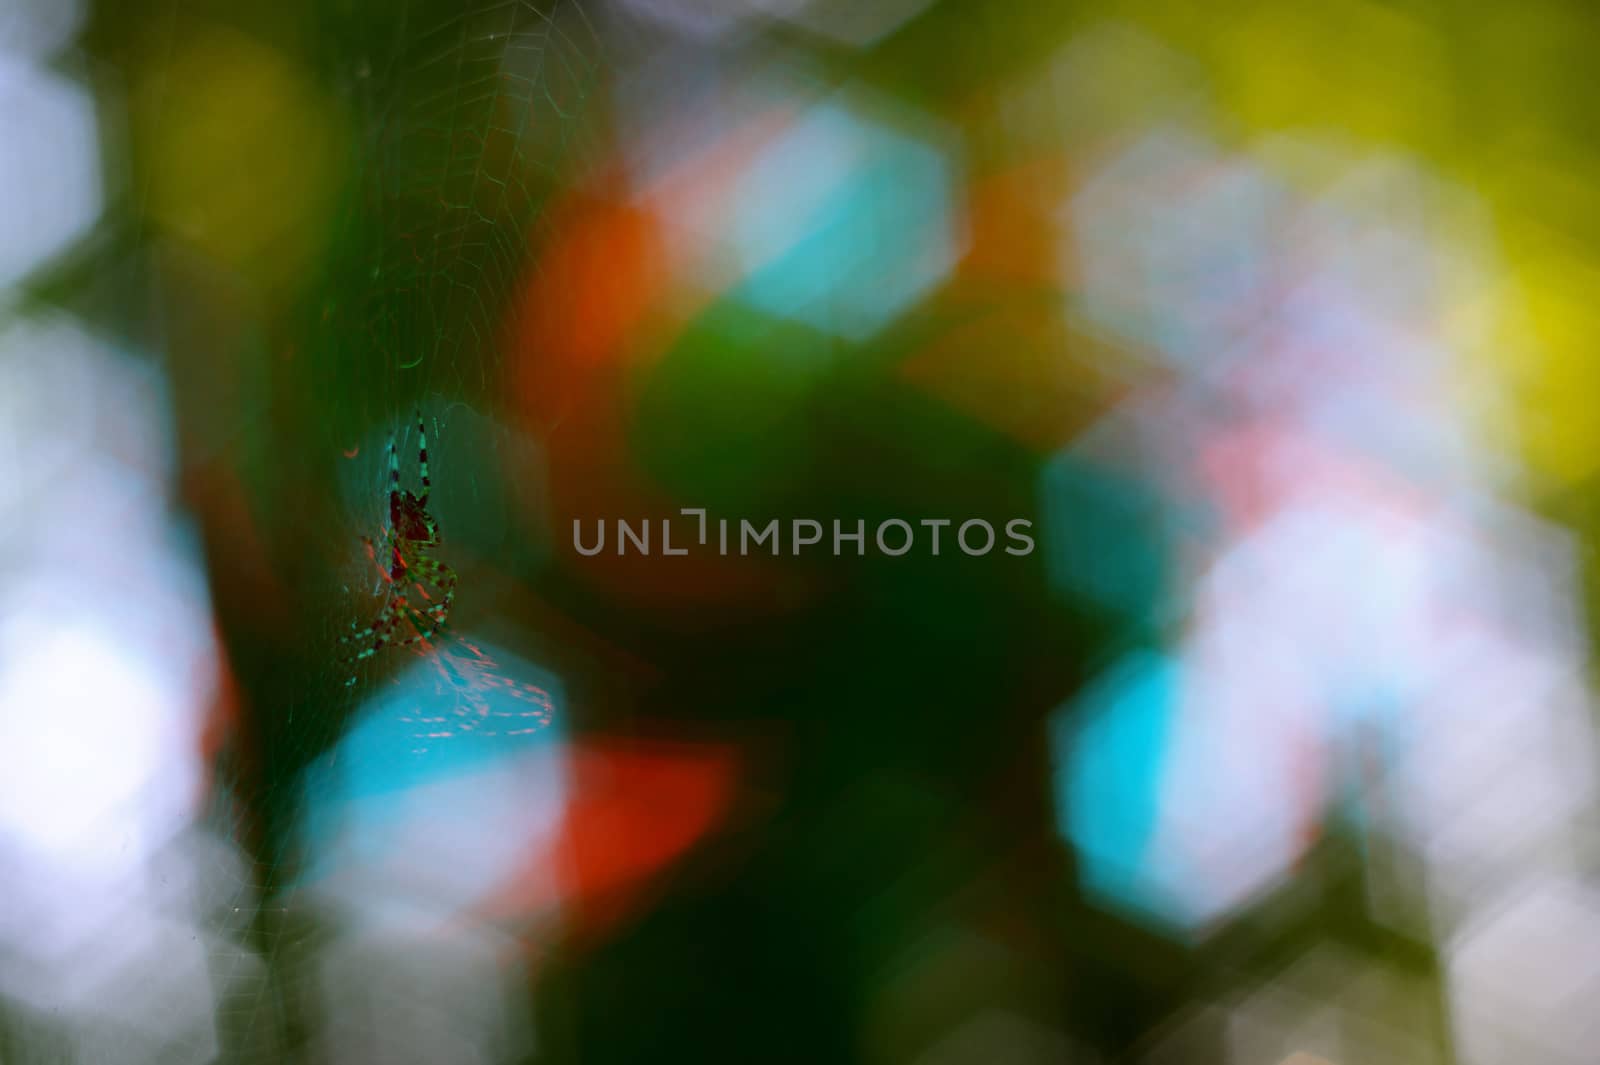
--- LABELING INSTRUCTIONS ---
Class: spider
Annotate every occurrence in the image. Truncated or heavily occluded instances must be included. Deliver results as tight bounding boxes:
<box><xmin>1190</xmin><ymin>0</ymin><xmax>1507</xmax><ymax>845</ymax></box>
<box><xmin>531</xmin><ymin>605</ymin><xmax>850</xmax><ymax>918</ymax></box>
<box><xmin>340</xmin><ymin>411</ymin><xmax>458</xmax><ymax>687</ymax></box>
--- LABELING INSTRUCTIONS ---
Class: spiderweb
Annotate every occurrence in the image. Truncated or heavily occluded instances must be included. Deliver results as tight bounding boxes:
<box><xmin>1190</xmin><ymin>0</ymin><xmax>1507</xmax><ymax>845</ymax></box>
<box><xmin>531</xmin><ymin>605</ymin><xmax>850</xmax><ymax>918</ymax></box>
<box><xmin>314</xmin><ymin>0</ymin><xmax>598</xmax><ymax>415</ymax></box>
<box><xmin>203</xmin><ymin>1</ymin><xmax>601</xmax><ymax>1058</ymax></box>
<box><xmin>305</xmin><ymin>0</ymin><xmax>597</xmax><ymax>759</ymax></box>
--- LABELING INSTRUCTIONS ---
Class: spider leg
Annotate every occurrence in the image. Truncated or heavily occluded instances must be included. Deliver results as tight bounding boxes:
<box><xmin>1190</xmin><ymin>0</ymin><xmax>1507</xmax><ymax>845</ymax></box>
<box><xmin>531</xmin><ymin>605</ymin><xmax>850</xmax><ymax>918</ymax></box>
<box><xmin>342</xmin><ymin>604</ymin><xmax>400</xmax><ymax>656</ymax></box>
<box><xmin>392</xmin><ymin>560</ymin><xmax>456</xmax><ymax>651</ymax></box>
<box><xmin>339</xmin><ymin>602</ymin><xmax>382</xmax><ymax>645</ymax></box>
<box><xmin>393</xmin><ymin>602</ymin><xmax>447</xmax><ymax>653</ymax></box>
<box><xmin>387</xmin><ymin>431</ymin><xmax>401</xmax><ymax>521</ymax></box>
<box><xmin>409</xmin><ymin>557</ymin><xmax>457</xmax><ymax>624</ymax></box>
<box><xmin>340</xmin><ymin>604</ymin><xmax>402</xmax><ymax>687</ymax></box>
<box><xmin>416</xmin><ymin>410</ymin><xmax>430</xmax><ymax>507</ymax></box>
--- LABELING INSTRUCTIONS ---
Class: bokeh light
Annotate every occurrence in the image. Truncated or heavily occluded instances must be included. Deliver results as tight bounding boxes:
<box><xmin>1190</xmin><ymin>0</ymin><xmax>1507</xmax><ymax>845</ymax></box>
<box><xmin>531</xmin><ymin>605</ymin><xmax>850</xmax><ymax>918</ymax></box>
<box><xmin>7</xmin><ymin>0</ymin><xmax>1600</xmax><ymax>1061</ymax></box>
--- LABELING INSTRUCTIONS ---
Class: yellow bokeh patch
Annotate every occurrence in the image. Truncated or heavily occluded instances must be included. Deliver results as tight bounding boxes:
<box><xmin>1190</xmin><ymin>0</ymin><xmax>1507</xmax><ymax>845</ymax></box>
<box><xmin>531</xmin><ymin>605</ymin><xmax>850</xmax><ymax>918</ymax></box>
<box><xmin>1504</xmin><ymin>237</ymin><xmax>1600</xmax><ymax>485</ymax></box>
<box><xmin>132</xmin><ymin>23</ymin><xmax>346</xmax><ymax>294</ymax></box>
<box><xmin>1205</xmin><ymin>0</ymin><xmax>1450</xmax><ymax>151</ymax></box>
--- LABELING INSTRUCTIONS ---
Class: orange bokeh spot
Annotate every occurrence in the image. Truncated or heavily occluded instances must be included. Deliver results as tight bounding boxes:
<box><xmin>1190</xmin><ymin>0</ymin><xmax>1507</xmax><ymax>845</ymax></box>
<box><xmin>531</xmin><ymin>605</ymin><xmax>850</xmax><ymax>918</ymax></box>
<box><xmin>504</xmin><ymin>180</ymin><xmax>815</xmax><ymax>612</ymax></box>
<box><xmin>959</xmin><ymin>156</ymin><xmax>1075</xmax><ymax>289</ymax></box>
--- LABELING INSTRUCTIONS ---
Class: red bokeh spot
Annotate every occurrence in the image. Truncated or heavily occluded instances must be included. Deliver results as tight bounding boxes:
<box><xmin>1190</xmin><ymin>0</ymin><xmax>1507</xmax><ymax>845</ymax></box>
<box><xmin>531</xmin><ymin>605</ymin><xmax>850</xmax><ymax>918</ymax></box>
<box><xmin>482</xmin><ymin>738</ymin><xmax>741</xmax><ymax>942</ymax></box>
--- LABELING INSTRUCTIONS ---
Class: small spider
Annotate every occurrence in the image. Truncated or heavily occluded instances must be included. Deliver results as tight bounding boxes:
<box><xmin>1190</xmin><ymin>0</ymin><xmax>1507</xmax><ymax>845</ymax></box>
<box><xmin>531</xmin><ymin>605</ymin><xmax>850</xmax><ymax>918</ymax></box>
<box><xmin>340</xmin><ymin>411</ymin><xmax>458</xmax><ymax>687</ymax></box>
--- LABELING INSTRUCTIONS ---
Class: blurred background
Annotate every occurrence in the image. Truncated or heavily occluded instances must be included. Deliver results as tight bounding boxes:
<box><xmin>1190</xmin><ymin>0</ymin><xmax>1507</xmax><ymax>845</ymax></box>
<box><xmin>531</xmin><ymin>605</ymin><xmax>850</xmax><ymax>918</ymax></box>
<box><xmin>3</xmin><ymin>0</ymin><xmax>1600</xmax><ymax>1061</ymax></box>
